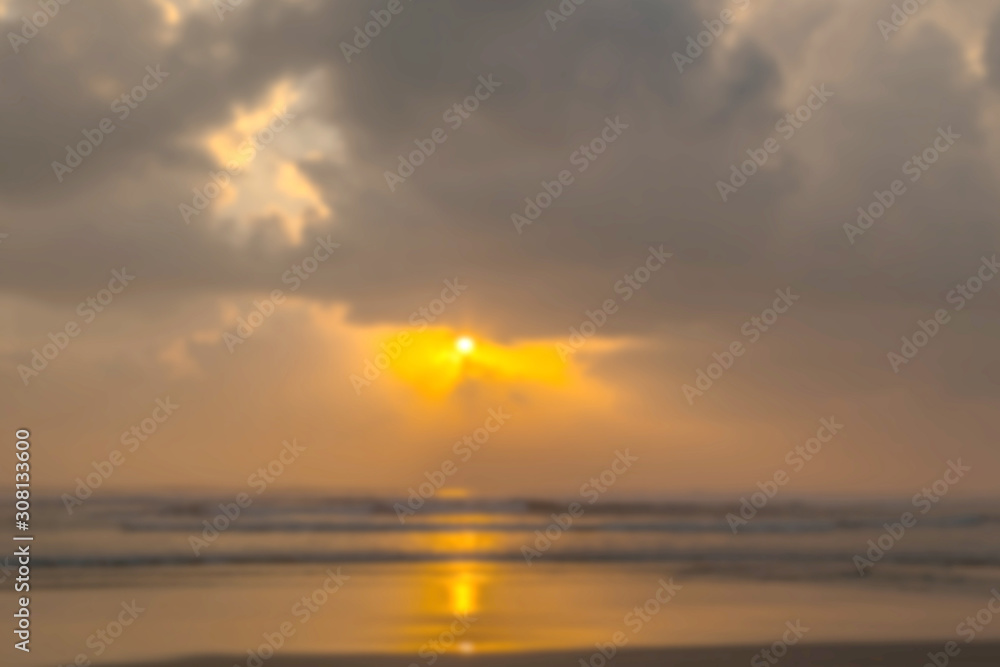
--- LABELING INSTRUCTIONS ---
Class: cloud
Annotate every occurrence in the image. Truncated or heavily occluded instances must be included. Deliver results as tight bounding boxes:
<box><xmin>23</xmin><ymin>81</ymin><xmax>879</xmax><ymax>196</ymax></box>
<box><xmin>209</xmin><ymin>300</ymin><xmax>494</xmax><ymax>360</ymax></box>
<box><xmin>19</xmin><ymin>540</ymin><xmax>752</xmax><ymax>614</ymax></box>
<box><xmin>3</xmin><ymin>0</ymin><xmax>1000</xmax><ymax>496</ymax></box>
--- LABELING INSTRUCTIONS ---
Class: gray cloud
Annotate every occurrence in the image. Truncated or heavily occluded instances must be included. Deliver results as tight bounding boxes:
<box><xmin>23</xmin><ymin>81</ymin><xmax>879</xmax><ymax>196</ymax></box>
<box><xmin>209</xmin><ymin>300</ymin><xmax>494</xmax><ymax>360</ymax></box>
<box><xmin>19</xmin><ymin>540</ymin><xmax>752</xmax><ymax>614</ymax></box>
<box><xmin>2</xmin><ymin>0</ymin><xmax>999</xmax><ymax>494</ymax></box>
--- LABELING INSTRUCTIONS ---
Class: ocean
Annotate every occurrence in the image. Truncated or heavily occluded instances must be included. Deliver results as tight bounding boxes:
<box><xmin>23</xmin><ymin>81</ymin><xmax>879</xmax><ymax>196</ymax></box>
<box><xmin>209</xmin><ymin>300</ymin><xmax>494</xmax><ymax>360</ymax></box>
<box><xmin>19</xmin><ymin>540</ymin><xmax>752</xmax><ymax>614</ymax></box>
<box><xmin>12</xmin><ymin>495</ymin><xmax>1000</xmax><ymax>665</ymax></box>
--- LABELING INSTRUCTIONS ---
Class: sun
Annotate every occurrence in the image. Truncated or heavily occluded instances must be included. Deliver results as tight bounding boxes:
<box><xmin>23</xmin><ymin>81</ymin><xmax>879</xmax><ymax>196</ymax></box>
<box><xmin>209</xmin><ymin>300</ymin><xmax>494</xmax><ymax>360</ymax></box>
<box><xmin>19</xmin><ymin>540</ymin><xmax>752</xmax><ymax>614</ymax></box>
<box><xmin>384</xmin><ymin>328</ymin><xmax>578</xmax><ymax>397</ymax></box>
<box><xmin>456</xmin><ymin>336</ymin><xmax>475</xmax><ymax>354</ymax></box>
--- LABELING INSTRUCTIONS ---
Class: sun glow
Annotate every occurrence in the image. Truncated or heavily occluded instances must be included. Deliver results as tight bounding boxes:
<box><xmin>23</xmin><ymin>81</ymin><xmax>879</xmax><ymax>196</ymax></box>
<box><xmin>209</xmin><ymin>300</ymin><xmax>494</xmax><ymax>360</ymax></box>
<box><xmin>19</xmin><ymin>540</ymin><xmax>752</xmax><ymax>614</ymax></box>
<box><xmin>382</xmin><ymin>329</ymin><xmax>572</xmax><ymax>398</ymax></box>
<box><xmin>456</xmin><ymin>336</ymin><xmax>475</xmax><ymax>354</ymax></box>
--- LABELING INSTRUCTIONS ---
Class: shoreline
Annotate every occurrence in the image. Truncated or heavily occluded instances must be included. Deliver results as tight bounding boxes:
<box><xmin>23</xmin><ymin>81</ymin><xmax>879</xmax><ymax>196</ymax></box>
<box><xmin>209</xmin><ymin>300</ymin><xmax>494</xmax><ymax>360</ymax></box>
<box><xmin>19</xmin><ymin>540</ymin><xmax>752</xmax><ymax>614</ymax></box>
<box><xmin>112</xmin><ymin>642</ymin><xmax>1000</xmax><ymax>667</ymax></box>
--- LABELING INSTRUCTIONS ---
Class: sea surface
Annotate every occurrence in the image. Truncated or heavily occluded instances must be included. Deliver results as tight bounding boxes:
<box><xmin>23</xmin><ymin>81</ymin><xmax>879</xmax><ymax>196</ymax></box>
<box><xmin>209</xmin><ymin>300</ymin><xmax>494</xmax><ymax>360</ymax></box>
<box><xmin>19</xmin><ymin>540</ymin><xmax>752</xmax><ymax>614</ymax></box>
<box><xmin>8</xmin><ymin>496</ymin><xmax>1000</xmax><ymax>665</ymax></box>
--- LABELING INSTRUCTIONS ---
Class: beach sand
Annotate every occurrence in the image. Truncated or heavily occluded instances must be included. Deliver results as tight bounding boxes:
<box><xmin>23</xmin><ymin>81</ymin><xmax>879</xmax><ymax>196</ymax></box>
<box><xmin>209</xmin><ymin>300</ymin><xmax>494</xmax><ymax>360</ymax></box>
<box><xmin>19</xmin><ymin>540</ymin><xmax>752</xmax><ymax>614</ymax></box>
<box><xmin>118</xmin><ymin>643</ymin><xmax>1000</xmax><ymax>667</ymax></box>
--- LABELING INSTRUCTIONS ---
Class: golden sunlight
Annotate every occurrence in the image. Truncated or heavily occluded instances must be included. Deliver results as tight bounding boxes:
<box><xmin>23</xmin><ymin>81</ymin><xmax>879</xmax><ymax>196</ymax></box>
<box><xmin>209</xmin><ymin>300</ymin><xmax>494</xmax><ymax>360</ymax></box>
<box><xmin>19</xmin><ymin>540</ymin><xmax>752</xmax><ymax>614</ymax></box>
<box><xmin>456</xmin><ymin>336</ymin><xmax>475</xmax><ymax>354</ymax></box>
<box><xmin>385</xmin><ymin>328</ymin><xmax>572</xmax><ymax>397</ymax></box>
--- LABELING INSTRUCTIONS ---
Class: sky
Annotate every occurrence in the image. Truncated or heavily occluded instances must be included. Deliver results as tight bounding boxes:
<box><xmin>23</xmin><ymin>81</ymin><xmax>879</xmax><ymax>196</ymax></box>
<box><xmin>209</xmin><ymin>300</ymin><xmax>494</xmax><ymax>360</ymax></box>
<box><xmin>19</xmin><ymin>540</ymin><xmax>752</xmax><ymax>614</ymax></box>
<box><xmin>2</xmin><ymin>0</ymin><xmax>999</xmax><ymax>500</ymax></box>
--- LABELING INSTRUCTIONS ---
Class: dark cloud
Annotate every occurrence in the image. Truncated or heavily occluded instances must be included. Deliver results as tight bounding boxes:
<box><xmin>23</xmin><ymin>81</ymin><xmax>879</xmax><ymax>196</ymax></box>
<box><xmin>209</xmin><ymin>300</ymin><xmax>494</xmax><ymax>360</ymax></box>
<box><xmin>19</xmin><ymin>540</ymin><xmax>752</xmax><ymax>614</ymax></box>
<box><xmin>2</xmin><ymin>0</ymin><xmax>999</xmax><ymax>494</ymax></box>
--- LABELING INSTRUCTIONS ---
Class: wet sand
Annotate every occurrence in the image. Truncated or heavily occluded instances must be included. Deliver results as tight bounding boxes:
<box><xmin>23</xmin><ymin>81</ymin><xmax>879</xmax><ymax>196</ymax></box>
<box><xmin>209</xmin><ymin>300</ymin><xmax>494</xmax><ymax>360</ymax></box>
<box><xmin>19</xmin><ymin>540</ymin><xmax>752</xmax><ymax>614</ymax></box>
<box><xmin>117</xmin><ymin>642</ymin><xmax>1000</xmax><ymax>667</ymax></box>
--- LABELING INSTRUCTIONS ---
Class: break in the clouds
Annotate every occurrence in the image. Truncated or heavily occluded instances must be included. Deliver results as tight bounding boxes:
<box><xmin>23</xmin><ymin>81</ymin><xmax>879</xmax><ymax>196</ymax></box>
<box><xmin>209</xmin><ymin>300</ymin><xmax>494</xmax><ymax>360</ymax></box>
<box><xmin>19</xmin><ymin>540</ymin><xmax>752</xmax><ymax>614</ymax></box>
<box><xmin>1</xmin><ymin>0</ymin><xmax>999</xmax><ymax>498</ymax></box>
